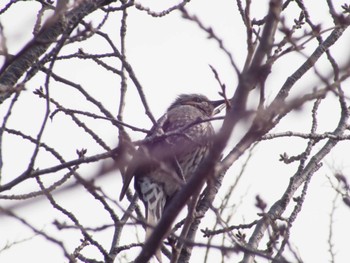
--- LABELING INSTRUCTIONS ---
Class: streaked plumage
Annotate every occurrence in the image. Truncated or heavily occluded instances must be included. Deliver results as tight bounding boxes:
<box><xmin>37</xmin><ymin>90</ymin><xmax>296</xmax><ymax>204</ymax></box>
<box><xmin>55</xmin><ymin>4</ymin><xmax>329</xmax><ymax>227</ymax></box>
<box><xmin>119</xmin><ymin>94</ymin><xmax>224</xmax><ymax>261</ymax></box>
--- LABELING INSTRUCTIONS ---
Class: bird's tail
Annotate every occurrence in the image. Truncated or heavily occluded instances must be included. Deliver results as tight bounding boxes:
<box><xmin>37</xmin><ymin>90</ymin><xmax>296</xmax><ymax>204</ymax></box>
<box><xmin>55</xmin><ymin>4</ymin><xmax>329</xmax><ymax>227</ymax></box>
<box><xmin>138</xmin><ymin>178</ymin><xmax>166</xmax><ymax>262</ymax></box>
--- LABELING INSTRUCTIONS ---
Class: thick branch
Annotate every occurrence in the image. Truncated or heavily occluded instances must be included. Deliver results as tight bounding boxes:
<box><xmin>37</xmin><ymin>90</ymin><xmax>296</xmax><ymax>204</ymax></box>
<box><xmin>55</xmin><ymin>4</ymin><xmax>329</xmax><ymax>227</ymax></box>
<box><xmin>0</xmin><ymin>0</ymin><xmax>116</xmax><ymax>103</ymax></box>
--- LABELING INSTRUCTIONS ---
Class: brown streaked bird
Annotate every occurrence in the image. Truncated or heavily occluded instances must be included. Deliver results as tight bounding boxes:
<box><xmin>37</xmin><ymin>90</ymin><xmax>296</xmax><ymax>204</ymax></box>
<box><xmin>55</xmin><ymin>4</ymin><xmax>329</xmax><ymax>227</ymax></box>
<box><xmin>119</xmin><ymin>94</ymin><xmax>224</xmax><ymax>261</ymax></box>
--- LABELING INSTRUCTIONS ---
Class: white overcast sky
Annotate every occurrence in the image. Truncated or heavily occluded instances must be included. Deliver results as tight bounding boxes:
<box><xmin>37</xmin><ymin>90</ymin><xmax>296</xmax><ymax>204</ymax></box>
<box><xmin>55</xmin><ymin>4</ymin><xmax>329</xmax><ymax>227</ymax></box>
<box><xmin>1</xmin><ymin>0</ymin><xmax>350</xmax><ymax>262</ymax></box>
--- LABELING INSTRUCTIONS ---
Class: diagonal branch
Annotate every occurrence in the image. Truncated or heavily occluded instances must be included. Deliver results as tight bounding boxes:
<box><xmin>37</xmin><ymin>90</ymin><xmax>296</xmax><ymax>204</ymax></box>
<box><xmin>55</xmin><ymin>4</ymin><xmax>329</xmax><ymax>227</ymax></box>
<box><xmin>241</xmin><ymin>89</ymin><xmax>349</xmax><ymax>262</ymax></box>
<box><xmin>133</xmin><ymin>1</ymin><xmax>283</xmax><ymax>262</ymax></box>
<box><xmin>0</xmin><ymin>0</ymin><xmax>117</xmax><ymax>103</ymax></box>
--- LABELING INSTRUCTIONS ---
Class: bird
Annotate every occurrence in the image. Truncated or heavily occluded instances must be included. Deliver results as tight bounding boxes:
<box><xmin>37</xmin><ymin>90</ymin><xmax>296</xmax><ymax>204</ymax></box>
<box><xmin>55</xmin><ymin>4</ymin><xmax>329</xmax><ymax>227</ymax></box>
<box><xmin>119</xmin><ymin>94</ymin><xmax>224</xmax><ymax>261</ymax></box>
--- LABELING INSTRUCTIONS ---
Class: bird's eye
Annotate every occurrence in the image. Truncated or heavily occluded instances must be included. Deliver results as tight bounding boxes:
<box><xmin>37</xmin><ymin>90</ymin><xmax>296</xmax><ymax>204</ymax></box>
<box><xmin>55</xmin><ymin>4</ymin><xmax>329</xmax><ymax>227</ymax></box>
<box><xmin>193</xmin><ymin>97</ymin><xmax>202</xmax><ymax>103</ymax></box>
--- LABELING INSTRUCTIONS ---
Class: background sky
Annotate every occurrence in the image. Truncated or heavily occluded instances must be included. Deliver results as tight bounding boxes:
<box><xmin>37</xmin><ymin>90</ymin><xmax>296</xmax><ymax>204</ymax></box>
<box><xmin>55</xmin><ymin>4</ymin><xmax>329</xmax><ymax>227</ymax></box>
<box><xmin>1</xmin><ymin>0</ymin><xmax>350</xmax><ymax>262</ymax></box>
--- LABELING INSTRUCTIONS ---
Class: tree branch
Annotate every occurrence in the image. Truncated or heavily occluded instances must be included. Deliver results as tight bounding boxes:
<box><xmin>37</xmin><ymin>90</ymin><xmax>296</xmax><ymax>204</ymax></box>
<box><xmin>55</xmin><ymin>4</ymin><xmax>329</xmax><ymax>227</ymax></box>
<box><xmin>0</xmin><ymin>0</ymin><xmax>117</xmax><ymax>103</ymax></box>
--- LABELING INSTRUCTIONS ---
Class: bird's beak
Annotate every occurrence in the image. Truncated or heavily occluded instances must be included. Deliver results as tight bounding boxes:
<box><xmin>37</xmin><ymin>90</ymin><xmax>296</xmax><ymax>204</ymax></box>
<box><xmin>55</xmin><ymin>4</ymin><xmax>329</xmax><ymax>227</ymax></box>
<box><xmin>210</xmin><ymin>99</ymin><xmax>226</xmax><ymax>115</ymax></box>
<box><xmin>211</xmin><ymin>99</ymin><xmax>225</xmax><ymax>108</ymax></box>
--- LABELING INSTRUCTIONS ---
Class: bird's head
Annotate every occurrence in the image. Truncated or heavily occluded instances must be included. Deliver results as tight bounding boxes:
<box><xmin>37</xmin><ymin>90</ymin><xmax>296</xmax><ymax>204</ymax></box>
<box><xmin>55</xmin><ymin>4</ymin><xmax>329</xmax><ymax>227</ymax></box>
<box><xmin>168</xmin><ymin>93</ymin><xmax>225</xmax><ymax>116</ymax></box>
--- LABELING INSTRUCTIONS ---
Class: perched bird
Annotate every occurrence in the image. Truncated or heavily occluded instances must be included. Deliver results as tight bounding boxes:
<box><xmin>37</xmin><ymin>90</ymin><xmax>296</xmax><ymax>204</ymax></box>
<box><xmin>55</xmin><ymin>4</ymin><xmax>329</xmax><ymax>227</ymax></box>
<box><xmin>119</xmin><ymin>94</ymin><xmax>224</xmax><ymax>260</ymax></box>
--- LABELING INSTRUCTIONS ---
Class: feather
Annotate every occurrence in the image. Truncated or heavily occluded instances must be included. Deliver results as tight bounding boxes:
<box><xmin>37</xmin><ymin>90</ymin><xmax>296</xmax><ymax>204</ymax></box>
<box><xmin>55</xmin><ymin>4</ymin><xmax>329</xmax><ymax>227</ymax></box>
<box><xmin>139</xmin><ymin>177</ymin><xmax>166</xmax><ymax>263</ymax></box>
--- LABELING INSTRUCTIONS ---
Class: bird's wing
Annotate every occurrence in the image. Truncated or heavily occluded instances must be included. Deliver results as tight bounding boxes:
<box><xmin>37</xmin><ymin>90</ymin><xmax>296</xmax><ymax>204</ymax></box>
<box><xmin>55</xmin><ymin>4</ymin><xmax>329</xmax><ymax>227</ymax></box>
<box><xmin>119</xmin><ymin>152</ymin><xmax>137</xmax><ymax>201</ymax></box>
<box><xmin>119</xmin><ymin>107</ymin><xmax>207</xmax><ymax>200</ymax></box>
<box><xmin>119</xmin><ymin>114</ymin><xmax>169</xmax><ymax>201</ymax></box>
